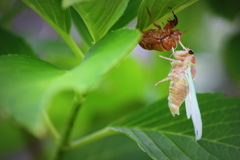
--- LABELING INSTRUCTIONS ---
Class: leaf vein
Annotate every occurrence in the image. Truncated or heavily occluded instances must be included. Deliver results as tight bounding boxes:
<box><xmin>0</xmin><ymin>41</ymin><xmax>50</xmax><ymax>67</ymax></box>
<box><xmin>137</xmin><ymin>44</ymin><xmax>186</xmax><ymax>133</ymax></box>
<box><xmin>162</xmin><ymin>133</ymin><xmax>192</xmax><ymax>159</ymax></box>
<box><xmin>141</xmin><ymin>130</ymin><xmax>172</xmax><ymax>159</ymax></box>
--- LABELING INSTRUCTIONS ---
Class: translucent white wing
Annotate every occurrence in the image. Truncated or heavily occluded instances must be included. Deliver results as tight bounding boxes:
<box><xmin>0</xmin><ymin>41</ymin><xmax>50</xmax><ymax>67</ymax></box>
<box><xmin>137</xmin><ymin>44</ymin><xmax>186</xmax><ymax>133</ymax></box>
<box><xmin>185</xmin><ymin>66</ymin><xmax>202</xmax><ymax>140</ymax></box>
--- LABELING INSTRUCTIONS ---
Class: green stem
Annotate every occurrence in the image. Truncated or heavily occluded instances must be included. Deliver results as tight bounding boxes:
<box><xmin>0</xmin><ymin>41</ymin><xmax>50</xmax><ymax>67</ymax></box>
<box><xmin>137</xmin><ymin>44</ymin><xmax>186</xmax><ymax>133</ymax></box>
<box><xmin>62</xmin><ymin>34</ymin><xmax>85</xmax><ymax>60</ymax></box>
<box><xmin>43</xmin><ymin>109</ymin><xmax>60</xmax><ymax>141</ymax></box>
<box><xmin>68</xmin><ymin>128</ymin><xmax>117</xmax><ymax>150</ymax></box>
<box><xmin>52</xmin><ymin>95</ymin><xmax>84</xmax><ymax>160</ymax></box>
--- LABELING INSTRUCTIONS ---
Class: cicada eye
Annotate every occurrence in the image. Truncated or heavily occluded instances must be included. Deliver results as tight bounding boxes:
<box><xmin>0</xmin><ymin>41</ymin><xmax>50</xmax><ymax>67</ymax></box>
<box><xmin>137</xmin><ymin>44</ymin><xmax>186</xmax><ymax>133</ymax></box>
<box><xmin>189</xmin><ymin>50</ymin><xmax>194</xmax><ymax>54</ymax></box>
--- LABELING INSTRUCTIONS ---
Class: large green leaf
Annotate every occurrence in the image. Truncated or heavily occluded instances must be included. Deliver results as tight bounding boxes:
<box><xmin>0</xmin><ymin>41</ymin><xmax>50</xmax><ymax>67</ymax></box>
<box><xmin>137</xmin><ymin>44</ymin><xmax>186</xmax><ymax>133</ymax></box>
<box><xmin>0</xmin><ymin>27</ymin><xmax>36</xmax><ymax>57</ymax></box>
<box><xmin>106</xmin><ymin>93</ymin><xmax>240</xmax><ymax>159</ymax></box>
<box><xmin>0</xmin><ymin>29</ymin><xmax>141</xmax><ymax>137</ymax></box>
<box><xmin>73</xmin><ymin>0</ymin><xmax>129</xmax><ymax>42</ymax></box>
<box><xmin>137</xmin><ymin>0</ymin><xmax>198</xmax><ymax>30</ymax></box>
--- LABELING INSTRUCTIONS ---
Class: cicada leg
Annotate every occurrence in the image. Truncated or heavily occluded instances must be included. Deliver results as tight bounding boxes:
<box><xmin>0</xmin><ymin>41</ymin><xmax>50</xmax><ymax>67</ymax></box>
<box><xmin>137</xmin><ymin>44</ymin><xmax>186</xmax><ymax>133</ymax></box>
<box><xmin>164</xmin><ymin>11</ymin><xmax>178</xmax><ymax>30</ymax></box>
<box><xmin>146</xmin><ymin>7</ymin><xmax>162</xmax><ymax>30</ymax></box>
<box><xmin>154</xmin><ymin>77</ymin><xmax>171</xmax><ymax>86</ymax></box>
<box><xmin>158</xmin><ymin>55</ymin><xmax>177</xmax><ymax>62</ymax></box>
<box><xmin>178</xmin><ymin>40</ymin><xmax>187</xmax><ymax>50</ymax></box>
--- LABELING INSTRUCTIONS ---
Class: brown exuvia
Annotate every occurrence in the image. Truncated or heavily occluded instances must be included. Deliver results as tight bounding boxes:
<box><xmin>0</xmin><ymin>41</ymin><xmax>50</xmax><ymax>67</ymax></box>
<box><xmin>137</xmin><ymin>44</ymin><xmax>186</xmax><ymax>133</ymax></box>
<box><xmin>139</xmin><ymin>7</ymin><xmax>185</xmax><ymax>52</ymax></box>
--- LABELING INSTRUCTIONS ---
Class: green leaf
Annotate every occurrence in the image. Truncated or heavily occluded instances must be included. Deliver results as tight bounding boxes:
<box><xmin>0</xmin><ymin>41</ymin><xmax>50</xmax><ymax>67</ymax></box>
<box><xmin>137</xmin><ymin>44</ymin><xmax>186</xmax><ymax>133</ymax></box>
<box><xmin>0</xmin><ymin>29</ymin><xmax>141</xmax><ymax>137</ymax></box>
<box><xmin>111</xmin><ymin>0</ymin><xmax>142</xmax><ymax>30</ymax></box>
<box><xmin>73</xmin><ymin>0</ymin><xmax>129</xmax><ymax>42</ymax></box>
<box><xmin>0</xmin><ymin>27</ymin><xmax>36</xmax><ymax>57</ymax></box>
<box><xmin>108</xmin><ymin>93</ymin><xmax>240</xmax><ymax>159</ymax></box>
<box><xmin>22</xmin><ymin>0</ymin><xmax>84</xmax><ymax>59</ymax></box>
<box><xmin>136</xmin><ymin>0</ymin><xmax>198</xmax><ymax>30</ymax></box>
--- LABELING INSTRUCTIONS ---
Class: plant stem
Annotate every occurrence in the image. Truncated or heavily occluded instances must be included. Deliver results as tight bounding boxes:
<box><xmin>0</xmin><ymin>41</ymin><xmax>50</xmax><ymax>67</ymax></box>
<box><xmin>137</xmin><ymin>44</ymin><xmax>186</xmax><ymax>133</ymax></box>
<box><xmin>62</xmin><ymin>34</ymin><xmax>85</xmax><ymax>60</ymax></box>
<box><xmin>68</xmin><ymin>128</ymin><xmax>117</xmax><ymax>150</ymax></box>
<box><xmin>52</xmin><ymin>95</ymin><xmax>84</xmax><ymax>160</ymax></box>
<box><xmin>43</xmin><ymin>109</ymin><xmax>60</xmax><ymax>141</ymax></box>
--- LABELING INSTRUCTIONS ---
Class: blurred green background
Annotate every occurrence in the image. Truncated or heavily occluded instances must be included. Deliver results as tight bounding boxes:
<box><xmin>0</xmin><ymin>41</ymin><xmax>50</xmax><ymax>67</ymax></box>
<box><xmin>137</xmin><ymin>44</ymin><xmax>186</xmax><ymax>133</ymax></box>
<box><xmin>0</xmin><ymin>0</ymin><xmax>239</xmax><ymax>159</ymax></box>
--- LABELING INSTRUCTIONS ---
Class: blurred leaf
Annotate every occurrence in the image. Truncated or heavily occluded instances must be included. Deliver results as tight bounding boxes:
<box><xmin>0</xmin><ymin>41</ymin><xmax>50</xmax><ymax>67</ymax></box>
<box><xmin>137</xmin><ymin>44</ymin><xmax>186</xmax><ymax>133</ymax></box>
<box><xmin>223</xmin><ymin>32</ymin><xmax>240</xmax><ymax>83</ymax></box>
<box><xmin>73</xmin><ymin>0</ymin><xmax>129</xmax><ymax>42</ymax></box>
<box><xmin>136</xmin><ymin>0</ymin><xmax>198</xmax><ymax>30</ymax></box>
<box><xmin>62</xmin><ymin>134</ymin><xmax>151</xmax><ymax>160</ymax></box>
<box><xmin>0</xmin><ymin>29</ymin><xmax>141</xmax><ymax>137</ymax></box>
<box><xmin>49</xmin><ymin>29</ymin><xmax>141</xmax><ymax>138</ymax></box>
<box><xmin>69</xmin><ymin>57</ymin><xmax>145</xmax><ymax>139</ymax></box>
<box><xmin>0</xmin><ymin>27</ymin><xmax>36</xmax><ymax>57</ymax></box>
<box><xmin>206</xmin><ymin>0</ymin><xmax>240</xmax><ymax>20</ymax></box>
<box><xmin>111</xmin><ymin>0</ymin><xmax>142</xmax><ymax>30</ymax></box>
<box><xmin>0</xmin><ymin>55</ymin><xmax>65</xmax><ymax>137</ymax></box>
<box><xmin>56</xmin><ymin>29</ymin><xmax>141</xmax><ymax>92</ymax></box>
<box><xmin>71</xmin><ymin>7</ymin><xmax>93</xmax><ymax>51</ymax></box>
<box><xmin>108</xmin><ymin>93</ymin><xmax>240</xmax><ymax>159</ymax></box>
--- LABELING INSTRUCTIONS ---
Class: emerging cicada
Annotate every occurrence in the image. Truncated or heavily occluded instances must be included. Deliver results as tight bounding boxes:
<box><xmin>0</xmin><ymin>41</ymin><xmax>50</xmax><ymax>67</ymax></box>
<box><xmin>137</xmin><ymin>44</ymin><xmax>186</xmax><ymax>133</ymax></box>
<box><xmin>155</xmin><ymin>42</ymin><xmax>202</xmax><ymax>140</ymax></box>
<box><xmin>139</xmin><ymin>7</ymin><xmax>184</xmax><ymax>52</ymax></box>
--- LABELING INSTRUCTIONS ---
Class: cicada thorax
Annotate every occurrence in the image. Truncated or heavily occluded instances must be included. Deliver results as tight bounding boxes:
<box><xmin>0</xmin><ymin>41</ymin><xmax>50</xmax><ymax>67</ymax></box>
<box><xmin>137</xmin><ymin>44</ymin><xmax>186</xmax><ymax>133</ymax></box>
<box><xmin>139</xmin><ymin>7</ymin><xmax>184</xmax><ymax>52</ymax></box>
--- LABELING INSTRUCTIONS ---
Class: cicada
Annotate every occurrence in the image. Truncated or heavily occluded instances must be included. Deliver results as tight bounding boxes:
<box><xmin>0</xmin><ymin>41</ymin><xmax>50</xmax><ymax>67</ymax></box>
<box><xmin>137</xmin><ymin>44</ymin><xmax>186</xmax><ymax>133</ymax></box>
<box><xmin>154</xmin><ymin>42</ymin><xmax>202</xmax><ymax>140</ymax></box>
<box><xmin>139</xmin><ymin>7</ymin><xmax>185</xmax><ymax>52</ymax></box>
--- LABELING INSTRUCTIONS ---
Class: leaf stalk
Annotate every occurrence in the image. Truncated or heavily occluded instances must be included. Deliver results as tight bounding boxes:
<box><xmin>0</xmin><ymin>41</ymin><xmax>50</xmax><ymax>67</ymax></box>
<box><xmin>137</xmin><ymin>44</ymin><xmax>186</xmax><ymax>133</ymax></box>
<box><xmin>52</xmin><ymin>93</ymin><xmax>85</xmax><ymax>160</ymax></box>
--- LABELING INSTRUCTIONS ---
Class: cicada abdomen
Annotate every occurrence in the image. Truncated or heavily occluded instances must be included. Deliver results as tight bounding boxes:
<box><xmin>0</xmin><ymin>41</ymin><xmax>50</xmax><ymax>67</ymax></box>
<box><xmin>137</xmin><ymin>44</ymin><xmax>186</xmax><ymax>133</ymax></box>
<box><xmin>168</xmin><ymin>73</ymin><xmax>189</xmax><ymax>115</ymax></box>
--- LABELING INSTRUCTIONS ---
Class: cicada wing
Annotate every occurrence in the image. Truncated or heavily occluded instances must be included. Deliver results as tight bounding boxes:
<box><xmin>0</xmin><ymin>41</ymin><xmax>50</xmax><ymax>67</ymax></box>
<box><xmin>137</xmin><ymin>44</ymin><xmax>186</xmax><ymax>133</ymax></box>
<box><xmin>185</xmin><ymin>66</ymin><xmax>202</xmax><ymax>140</ymax></box>
<box><xmin>185</xmin><ymin>93</ymin><xmax>192</xmax><ymax>119</ymax></box>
